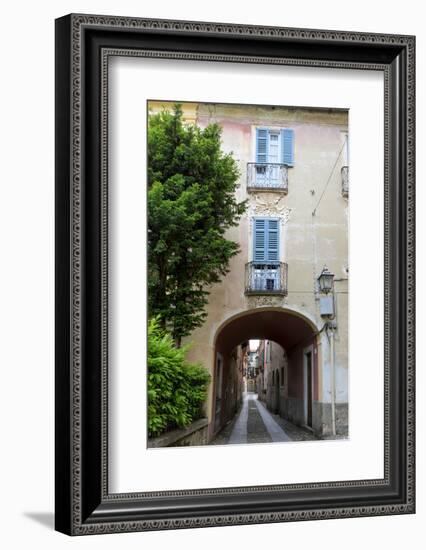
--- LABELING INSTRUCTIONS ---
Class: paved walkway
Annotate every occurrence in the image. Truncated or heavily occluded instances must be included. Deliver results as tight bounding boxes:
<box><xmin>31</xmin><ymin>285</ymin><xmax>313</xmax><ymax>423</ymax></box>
<box><xmin>211</xmin><ymin>392</ymin><xmax>315</xmax><ymax>445</ymax></box>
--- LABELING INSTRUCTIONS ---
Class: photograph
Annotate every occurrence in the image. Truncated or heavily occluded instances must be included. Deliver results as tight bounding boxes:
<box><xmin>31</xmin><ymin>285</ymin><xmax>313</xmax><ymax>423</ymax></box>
<box><xmin>147</xmin><ymin>100</ymin><xmax>349</xmax><ymax>448</ymax></box>
<box><xmin>52</xmin><ymin>11</ymin><xmax>414</xmax><ymax>536</ymax></box>
<box><xmin>0</xmin><ymin>0</ymin><xmax>420</xmax><ymax>543</ymax></box>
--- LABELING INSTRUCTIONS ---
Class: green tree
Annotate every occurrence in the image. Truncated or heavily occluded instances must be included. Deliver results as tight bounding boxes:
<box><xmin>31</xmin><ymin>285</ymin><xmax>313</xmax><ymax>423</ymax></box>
<box><xmin>147</xmin><ymin>317</ymin><xmax>211</xmax><ymax>438</ymax></box>
<box><xmin>148</xmin><ymin>104</ymin><xmax>246</xmax><ymax>345</ymax></box>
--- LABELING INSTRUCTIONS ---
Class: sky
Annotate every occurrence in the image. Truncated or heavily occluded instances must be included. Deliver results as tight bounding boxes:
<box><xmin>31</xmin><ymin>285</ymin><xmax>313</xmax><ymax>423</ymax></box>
<box><xmin>249</xmin><ymin>339</ymin><xmax>259</xmax><ymax>351</ymax></box>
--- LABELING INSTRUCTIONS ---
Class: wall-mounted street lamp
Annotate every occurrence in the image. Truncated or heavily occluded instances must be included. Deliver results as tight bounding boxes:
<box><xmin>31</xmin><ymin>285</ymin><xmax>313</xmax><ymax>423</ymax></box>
<box><xmin>317</xmin><ymin>265</ymin><xmax>336</xmax><ymax>437</ymax></box>
<box><xmin>318</xmin><ymin>266</ymin><xmax>335</xmax><ymax>319</ymax></box>
<box><xmin>317</xmin><ymin>265</ymin><xmax>334</xmax><ymax>295</ymax></box>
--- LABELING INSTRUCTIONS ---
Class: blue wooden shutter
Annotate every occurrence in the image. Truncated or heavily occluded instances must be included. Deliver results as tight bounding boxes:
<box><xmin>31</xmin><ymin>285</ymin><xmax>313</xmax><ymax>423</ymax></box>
<box><xmin>253</xmin><ymin>218</ymin><xmax>266</xmax><ymax>262</ymax></box>
<box><xmin>253</xmin><ymin>218</ymin><xmax>280</xmax><ymax>262</ymax></box>
<box><xmin>281</xmin><ymin>128</ymin><xmax>294</xmax><ymax>166</ymax></box>
<box><xmin>256</xmin><ymin>128</ymin><xmax>268</xmax><ymax>163</ymax></box>
<box><xmin>266</xmin><ymin>219</ymin><xmax>279</xmax><ymax>262</ymax></box>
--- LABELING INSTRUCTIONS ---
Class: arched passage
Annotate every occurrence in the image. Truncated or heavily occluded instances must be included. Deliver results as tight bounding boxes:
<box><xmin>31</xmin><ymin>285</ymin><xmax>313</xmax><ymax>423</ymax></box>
<box><xmin>211</xmin><ymin>308</ymin><xmax>322</xmax><ymax>438</ymax></box>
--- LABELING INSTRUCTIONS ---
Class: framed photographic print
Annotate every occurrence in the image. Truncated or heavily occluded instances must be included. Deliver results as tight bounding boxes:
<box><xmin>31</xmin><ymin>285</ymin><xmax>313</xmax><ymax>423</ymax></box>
<box><xmin>55</xmin><ymin>14</ymin><xmax>415</xmax><ymax>535</ymax></box>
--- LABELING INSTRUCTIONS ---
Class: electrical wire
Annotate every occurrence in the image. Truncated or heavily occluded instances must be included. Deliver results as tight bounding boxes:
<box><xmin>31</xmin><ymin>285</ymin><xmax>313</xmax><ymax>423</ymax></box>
<box><xmin>312</xmin><ymin>140</ymin><xmax>346</xmax><ymax>216</ymax></box>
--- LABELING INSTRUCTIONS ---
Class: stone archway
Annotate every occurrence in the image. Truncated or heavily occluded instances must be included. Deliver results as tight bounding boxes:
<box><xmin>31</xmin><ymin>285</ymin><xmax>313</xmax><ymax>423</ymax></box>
<box><xmin>211</xmin><ymin>307</ymin><xmax>323</xmax><ymax>439</ymax></box>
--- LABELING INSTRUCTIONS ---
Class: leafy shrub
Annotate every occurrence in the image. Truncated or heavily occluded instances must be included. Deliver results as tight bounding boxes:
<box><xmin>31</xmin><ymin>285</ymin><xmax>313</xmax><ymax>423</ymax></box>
<box><xmin>147</xmin><ymin>317</ymin><xmax>211</xmax><ymax>438</ymax></box>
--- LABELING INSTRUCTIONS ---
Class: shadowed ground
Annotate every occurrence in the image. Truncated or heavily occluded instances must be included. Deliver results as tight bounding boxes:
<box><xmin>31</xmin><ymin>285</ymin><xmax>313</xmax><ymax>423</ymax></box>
<box><xmin>210</xmin><ymin>393</ymin><xmax>318</xmax><ymax>445</ymax></box>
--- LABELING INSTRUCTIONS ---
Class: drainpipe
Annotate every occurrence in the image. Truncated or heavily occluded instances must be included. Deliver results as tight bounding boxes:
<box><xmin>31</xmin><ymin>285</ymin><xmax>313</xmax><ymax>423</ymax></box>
<box><xmin>329</xmin><ymin>324</ymin><xmax>336</xmax><ymax>437</ymax></box>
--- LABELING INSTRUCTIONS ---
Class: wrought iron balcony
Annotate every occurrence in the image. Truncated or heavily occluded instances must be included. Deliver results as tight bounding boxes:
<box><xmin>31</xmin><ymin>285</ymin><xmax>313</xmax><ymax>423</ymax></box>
<box><xmin>341</xmin><ymin>166</ymin><xmax>349</xmax><ymax>198</ymax></box>
<box><xmin>245</xmin><ymin>262</ymin><xmax>288</xmax><ymax>296</ymax></box>
<box><xmin>247</xmin><ymin>163</ymin><xmax>288</xmax><ymax>192</ymax></box>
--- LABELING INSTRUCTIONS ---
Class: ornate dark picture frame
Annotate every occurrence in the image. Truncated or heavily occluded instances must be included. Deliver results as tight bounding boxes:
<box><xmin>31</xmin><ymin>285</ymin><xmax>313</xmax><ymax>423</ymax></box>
<box><xmin>55</xmin><ymin>14</ymin><xmax>415</xmax><ymax>535</ymax></box>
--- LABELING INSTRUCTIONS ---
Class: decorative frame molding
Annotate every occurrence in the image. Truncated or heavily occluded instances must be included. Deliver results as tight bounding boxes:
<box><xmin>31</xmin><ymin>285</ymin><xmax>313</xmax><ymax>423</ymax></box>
<box><xmin>55</xmin><ymin>14</ymin><xmax>415</xmax><ymax>535</ymax></box>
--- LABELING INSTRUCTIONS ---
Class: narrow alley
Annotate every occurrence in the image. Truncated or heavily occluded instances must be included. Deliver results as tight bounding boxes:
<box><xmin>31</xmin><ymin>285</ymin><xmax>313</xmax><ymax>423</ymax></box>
<box><xmin>210</xmin><ymin>392</ymin><xmax>318</xmax><ymax>445</ymax></box>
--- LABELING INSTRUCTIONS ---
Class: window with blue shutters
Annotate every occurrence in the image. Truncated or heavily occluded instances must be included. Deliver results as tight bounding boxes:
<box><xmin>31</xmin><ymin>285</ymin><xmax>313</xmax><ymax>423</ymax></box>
<box><xmin>247</xmin><ymin>218</ymin><xmax>286</xmax><ymax>294</ymax></box>
<box><xmin>253</xmin><ymin>218</ymin><xmax>280</xmax><ymax>263</ymax></box>
<box><xmin>255</xmin><ymin>127</ymin><xmax>294</xmax><ymax>166</ymax></box>
<box><xmin>250</xmin><ymin>128</ymin><xmax>294</xmax><ymax>191</ymax></box>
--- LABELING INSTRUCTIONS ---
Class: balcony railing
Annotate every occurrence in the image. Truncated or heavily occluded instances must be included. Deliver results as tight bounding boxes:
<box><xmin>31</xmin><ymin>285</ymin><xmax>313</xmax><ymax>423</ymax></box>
<box><xmin>247</xmin><ymin>163</ymin><xmax>288</xmax><ymax>192</ymax></box>
<box><xmin>341</xmin><ymin>166</ymin><xmax>349</xmax><ymax>197</ymax></box>
<box><xmin>245</xmin><ymin>262</ymin><xmax>288</xmax><ymax>296</ymax></box>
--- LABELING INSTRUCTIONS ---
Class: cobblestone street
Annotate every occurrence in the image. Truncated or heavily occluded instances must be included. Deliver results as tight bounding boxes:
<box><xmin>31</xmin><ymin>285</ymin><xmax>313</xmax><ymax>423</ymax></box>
<box><xmin>210</xmin><ymin>392</ymin><xmax>318</xmax><ymax>445</ymax></box>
